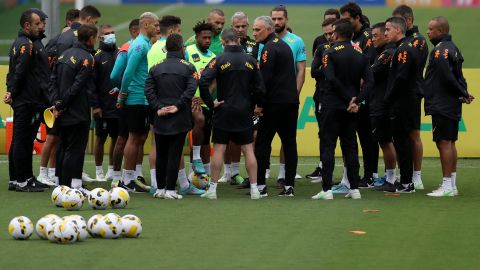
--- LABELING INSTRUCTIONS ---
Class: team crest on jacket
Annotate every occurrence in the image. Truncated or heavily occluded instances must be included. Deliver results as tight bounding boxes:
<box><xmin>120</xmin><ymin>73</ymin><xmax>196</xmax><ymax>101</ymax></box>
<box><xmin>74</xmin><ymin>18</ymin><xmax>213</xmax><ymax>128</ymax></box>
<box><xmin>246</xmin><ymin>46</ymin><xmax>253</xmax><ymax>53</ymax></box>
<box><xmin>191</xmin><ymin>53</ymin><xmax>200</xmax><ymax>62</ymax></box>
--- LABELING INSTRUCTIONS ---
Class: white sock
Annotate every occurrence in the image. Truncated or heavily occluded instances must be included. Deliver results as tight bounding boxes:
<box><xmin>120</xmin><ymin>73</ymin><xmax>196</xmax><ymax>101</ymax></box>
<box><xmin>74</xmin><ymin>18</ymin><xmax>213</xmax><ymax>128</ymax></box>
<box><xmin>150</xmin><ymin>169</ymin><xmax>157</xmax><ymax>189</ymax></box>
<box><xmin>278</xmin><ymin>163</ymin><xmax>285</xmax><ymax>179</ymax></box>
<box><xmin>96</xmin><ymin>166</ymin><xmax>103</xmax><ymax>174</ymax></box>
<box><xmin>372</xmin><ymin>173</ymin><xmax>379</xmax><ymax>179</ymax></box>
<box><xmin>107</xmin><ymin>165</ymin><xmax>114</xmax><ymax>174</ymax></box>
<box><xmin>178</xmin><ymin>169</ymin><xmax>189</xmax><ymax>190</ymax></box>
<box><xmin>451</xmin><ymin>172</ymin><xmax>456</xmax><ymax>188</ymax></box>
<box><xmin>340</xmin><ymin>167</ymin><xmax>350</xmax><ymax>188</ymax></box>
<box><xmin>135</xmin><ymin>164</ymin><xmax>143</xmax><ymax>178</ymax></box>
<box><xmin>250</xmin><ymin>183</ymin><xmax>258</xmax><ymax>191</ymax></box>
<box><xmin>258</xmin><ymin>184</ymin><xmax>266</xmax><ymax>190</ymax></box>
<box><xmin>231</xmin><ymin>162</ymin><xmax>240</xmax><ymax>176</ymax></box>
<box><xmin>71</xmin><ymin>178</ymin><xmax>82</xmax><ymax>189</ymax></box>
<box><xmin>386</xmin><ymin>169</ymin><xmax>396</xmax><ymax>184</ymax></box>
<box><xmin>192</xmin><ymin>146</ymin><xmax>201</xmax><ymax>160</ymax></box>
<box><xmin>442</xmin><ymin>177</ymin><xmax>452</xmax><ymax>190</ymax></box>
<box><xmin>209</xmin><ymin>182</ymin><xmax>217</xmax><ymax>192</ymax></box>
<box><xmin>204</xmin><ymin>163</ymin><xmax>211</xmax><ymax>175</ymax></box>
<box><xmin>223</xmin><ymin>164</ymin><xmax>231</xmax><ymax>176</ymax></box>
<box><xmin>39</xmin><ymin>167</ymin><xmax>48</xmax><ymax>177</ymax></box>
<box><xmin>123</xmin><ymin>170</ymin><xmax>135</xmax><ymax>185</ymax></box>
<box><xmin>318</xmin><ymin>161</ymin><xmax>322</xmax><ymax>168</ymax></box>
<box><xmin>113</xmin><ymin>171</ymin><xmax>121</xmax><ymax>181</ymax></box>
<box><xmin>48</xmin><ymin>168</ymin><xmax>56</xmax><ymax>178</ymax></box>
<box><xmin>413</xmin><ymin>171</ymin><xmax>421</xmax><ymax>182</ymax></box>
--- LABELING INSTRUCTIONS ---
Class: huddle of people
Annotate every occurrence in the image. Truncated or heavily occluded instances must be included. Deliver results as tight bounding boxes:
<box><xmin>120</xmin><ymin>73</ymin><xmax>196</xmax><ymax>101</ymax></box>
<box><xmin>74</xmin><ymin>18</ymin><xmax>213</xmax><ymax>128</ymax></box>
<box><xmin>5</xmin><ymin>2</ymin><xmax>472</xmax><ymax>200</ymax></box>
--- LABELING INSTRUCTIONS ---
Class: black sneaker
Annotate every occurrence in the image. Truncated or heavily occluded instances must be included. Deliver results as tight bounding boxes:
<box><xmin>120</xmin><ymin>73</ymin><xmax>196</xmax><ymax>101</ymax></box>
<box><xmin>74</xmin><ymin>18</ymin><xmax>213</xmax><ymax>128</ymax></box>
<box><xmin>246</xmin><ymin>186</ymin><xmax>268</xmax><ymax>197</ymax></box>
<box><xmin>278</xmin><ymin>186</ymin><xmax>294</xmax><ymax>197</ymax></box>
<box><xmin>397</xmin><ymin>183</ymin><xmax>415</xmax><ymax>193</ymax></box>
<box><xmin>237</xmin><ymin>178</ymin><xmax>250</xmax><ymax>189</ymax></box>
<box><xmin>306</xmin><ymin>167</ymin><xmax>322</xmax><ymax>180</ymax></box>
<box><xmin>32</xmin><ymin>177</ymin><xmax>51</xmax><ymax>189</ymax></box>
<box><xmin>120</xmin><ymin>180</ymin><xmax>149</xmax><ymax>193</ymax></box>
<box><xmin>358</xmin><ymin>177</ymin><xmax>374</xmax><ymax>188</ymax></box>
<box><xmin>8</xmin><ymin>182</ymin><xmax>17</xmax><ymax>191</ymax></box>
<box><xmin>77</xmin><ymin>185</ymin><xmax>91</xmax><ymax>197</ymax></box>
<box><xmin>16</xmin><ymin>179</ymin><xmax>45</xmax><ymax>192</ymax></box>
<box><xmin>375</xmin><ymin>181</ymin><xmax>397</xmax><ymax>192</ymax></box>
<box><xmin>137</xmin><ymin>176</ymin><xmax>147</xmax><ymax>185</ymax></box>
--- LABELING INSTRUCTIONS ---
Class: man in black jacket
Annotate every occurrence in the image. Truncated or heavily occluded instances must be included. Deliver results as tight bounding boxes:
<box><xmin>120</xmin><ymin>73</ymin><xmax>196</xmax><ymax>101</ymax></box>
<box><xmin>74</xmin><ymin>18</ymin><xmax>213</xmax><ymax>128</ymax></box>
<box><xmin>252</xmin><ymin>16</ymin><xmax>298</xmax><ymax>197</ymax></box>
<box><xmin>5</xmin><ymin>10</ymin><xmax>47</xmax><ymax>192</ymax></box>
<box><xmin>311</xmin><ymin>8</ymin><xmax>340</xmax><ymax>57</ymax></box>
<box><xmin>382</xmin><ymin>17</ymin><xmax>418</xmax><ymax>193</ymax></box>
<box><xmin>340</xmin><ymin>2</ymin><xmax>379</xmax><ymax>188</ymax></box>
<box><xmin>145</xmin><ymin>34</ymin><xmax>197</xmax><ymax>200</ymax></box>
<box><xmin>424</xmin><ymin>16</ymin><xmax>473</xmax><ymax>197</ymax></box>
<box><xmin>393</xmin><ymin>4</ymin><xmax>429</xmax><ymax>190</ymax></box>
<box><xmin>199</xmin><ymin>28</ymin><xmax>266</xmax><ymax>200</ymax></box>
<box><xmin>49</xmin><ymin>24</ymin><xmax>97</xmax><ymax>194</ymax></box>
<box><xmin>311</xmin><ymin>19</ymin><xmax>373</xmax><ymax>201</ymax></box>
<box><xmin>369</xmin><ymin>23</ymin><xmax>398</xmax><ymax>190</ymax></box>
<box><xmin>92</xmin><ymin>24</ymin><xmax>119</xmax><ymax>182</ymax></box>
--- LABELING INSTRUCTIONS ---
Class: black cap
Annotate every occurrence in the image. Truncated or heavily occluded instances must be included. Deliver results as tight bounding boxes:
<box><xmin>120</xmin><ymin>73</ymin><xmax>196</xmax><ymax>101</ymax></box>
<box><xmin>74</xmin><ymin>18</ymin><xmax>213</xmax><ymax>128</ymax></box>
<box><xmin>29</xmin><ymin>8</ymin><xmax>48</xmax><ymax>20</ymax></box>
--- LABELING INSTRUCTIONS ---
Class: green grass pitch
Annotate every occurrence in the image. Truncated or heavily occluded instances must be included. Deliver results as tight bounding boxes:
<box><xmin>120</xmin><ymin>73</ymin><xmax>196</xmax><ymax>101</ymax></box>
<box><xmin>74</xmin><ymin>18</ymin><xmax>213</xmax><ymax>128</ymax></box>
<box><xmin>1</xmin><ymin>155</ymin><xmax>480</xmax><ymax>269</ymax></box>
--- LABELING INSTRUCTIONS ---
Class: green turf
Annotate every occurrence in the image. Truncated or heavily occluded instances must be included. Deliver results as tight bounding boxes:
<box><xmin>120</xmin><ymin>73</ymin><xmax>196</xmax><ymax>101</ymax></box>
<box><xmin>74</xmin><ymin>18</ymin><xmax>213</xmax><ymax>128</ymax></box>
<box><xmin>1</xmin><ymin>4</ymin><xmax>480</xmax><ymax>67</ymax></box>
<box><xmin>1</xmin><ymin>155</ymin><xmax>480</xmax><ymax>269</ymax></box>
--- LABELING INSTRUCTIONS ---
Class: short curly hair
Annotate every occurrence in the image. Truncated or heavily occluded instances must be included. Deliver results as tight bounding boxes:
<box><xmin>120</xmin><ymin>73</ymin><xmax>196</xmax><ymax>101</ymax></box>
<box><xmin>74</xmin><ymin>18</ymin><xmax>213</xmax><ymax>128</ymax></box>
<box><xmin>193</xmin><ymin>20</ymin><xmax>214</xmax><ymax>34</ymax></box>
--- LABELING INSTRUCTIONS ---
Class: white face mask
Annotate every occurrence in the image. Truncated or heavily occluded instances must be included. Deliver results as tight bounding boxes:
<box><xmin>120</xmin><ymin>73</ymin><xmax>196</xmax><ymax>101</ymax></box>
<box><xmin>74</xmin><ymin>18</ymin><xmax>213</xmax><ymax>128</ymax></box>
<box><xmin>103</xmin><ymin>33</ymin><xmax>116</xmax><ymax>45</ymax></box>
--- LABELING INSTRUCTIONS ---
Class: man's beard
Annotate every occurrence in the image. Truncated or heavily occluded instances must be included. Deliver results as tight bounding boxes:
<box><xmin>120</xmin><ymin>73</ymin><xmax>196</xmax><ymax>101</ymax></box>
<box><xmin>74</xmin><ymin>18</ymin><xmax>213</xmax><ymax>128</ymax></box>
<box><xmin>275</xmin><ymin>24</ymin><xmax>285</xmax><ymax>34</ymax></box>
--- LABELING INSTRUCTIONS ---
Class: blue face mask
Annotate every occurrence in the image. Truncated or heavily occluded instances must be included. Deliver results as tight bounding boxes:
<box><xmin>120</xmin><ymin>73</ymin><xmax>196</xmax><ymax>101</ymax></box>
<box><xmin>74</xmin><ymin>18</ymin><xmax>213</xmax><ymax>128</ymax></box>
<box><xmin>103</xmin><ymin>33</ymin><xmax>116</xmax><ymax>45</ymax></box>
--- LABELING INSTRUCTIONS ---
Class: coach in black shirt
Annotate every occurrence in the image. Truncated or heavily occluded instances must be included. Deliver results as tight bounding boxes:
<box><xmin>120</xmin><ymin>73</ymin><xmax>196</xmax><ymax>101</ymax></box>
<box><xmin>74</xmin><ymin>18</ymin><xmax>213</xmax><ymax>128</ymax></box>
<box><xmin>311</xmin><ymin>19</ymin><xmax>373</xmax><ymax>201</ymax></box>
<box><xmin>145</xmin><ymin>34</ymin><xmax>197</xmax><ymax>200</ymax></box>
<box><xmin>383</xmin><ymin>17</ymin><xmax>418</xmax><ymax>193</ymax></box>
<box><xmin>424</xmin><ymin>16</ymin><xmax>473</xmax><ymax>197</ymax></box>
<box><xmin>252</xmin><ymin>16</ymin><xmax>298</xmax><ymax>197</ymax></box>
<box><xmin>49</xmin><ymin>25</ymin><xmax>97</xmax><ymax>193</ymax></box>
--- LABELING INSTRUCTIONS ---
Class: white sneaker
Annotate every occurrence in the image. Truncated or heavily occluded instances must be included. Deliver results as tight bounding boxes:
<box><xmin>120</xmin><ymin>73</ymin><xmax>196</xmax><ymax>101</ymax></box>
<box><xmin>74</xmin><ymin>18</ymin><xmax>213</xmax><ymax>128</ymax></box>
<box><xmin>413</xmin><ymin>178</ymin><xmax>424</xmax><ymax>190</ymax></box>
<box><xmin>200</xmin><ymin>189</ymin><xmax>217</xmax><ymax>200</ymax></box>
<box><xmin>295</xmin><ymin>173</ymin><xmax>302</xmax><ymax>179</ymax></box>
<box><xmin>153</xmin><ymin>189</ymin><xmax>165</xmax><ymax>199</ymax></box>
<box><xmin>345</xmin><ymin>189</ymin><xmax>361</xmax><ymax>199</ymax></box>
<box><xmin>49</xmin><ymin>175</ymin><xmax>59</xmax><ymax>186</ymax></box>
<box><xmin>96</xmin><ymin>171</ymin><xmax>106</xmax><ymax>182</ymax></box>
<box><xmin>218</xmin><ymin>173</ymin><xmax>230</xmax><ymax>183</ymax></box>
<box><xmin>312</xmin><ymin>190</ymin><xmax>333</xmax><ymax>200</ymax></box>
<box><xmin>37</xmin><ymin>174</ymin><xmax>56</xmax><ymax>186</ymax></box>
<box><xmin>265</xmin><ymin>169</ymin><xmax>270</xmax><ymax>179</ymax></box>
<box><xmin>164</xmin><ymin>190</ymin><xmax>182</xmax><ymax>199</ymax></box>
<box><xmin>310</xmin><ymin>178</ymin><xmax>322</xmax><ymax>183</ymax></box>
<box><xmin>82</xmin><ymin>172</ymin><xmax>95</xmax><ymax>182</ymax></box>
<box><xmin>250</xmin><ymin>188</ymin><xmax>261</xmax><ymax>200</ymax></box>
<box><xmin>105</xmin><ymin>170</ymin><xmax>114</xmax><ymax>181</ymax></box>
<box><xmin>427</xmin><ymin>185</ymin><xmax>454</xmax><ymax>197</ymax></box>
<box><xmin>453</xmin><ymin>186</ymin><xmax>459</xmax><ymax>196</ymax></box>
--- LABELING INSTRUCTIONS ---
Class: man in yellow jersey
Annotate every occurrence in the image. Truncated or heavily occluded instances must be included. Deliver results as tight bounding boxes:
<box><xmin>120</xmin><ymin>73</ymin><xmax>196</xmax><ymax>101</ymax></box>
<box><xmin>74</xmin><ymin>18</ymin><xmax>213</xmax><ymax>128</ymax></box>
<box><xmin>184</xmin><ymin>9</ymin><xmax>225</xmax><ymax>56</ymax></box>
<box><xmin>185</xmin><ymin>21</ymin><xmax>216</xmax><ymax>177</ymax></box>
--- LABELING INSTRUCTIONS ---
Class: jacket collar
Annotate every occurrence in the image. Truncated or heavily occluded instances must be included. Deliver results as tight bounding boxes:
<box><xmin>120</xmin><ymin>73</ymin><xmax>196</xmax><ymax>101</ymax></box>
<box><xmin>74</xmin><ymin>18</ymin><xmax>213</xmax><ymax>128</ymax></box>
<box><xmin>73</xmin><ymin>41</ymin><xmax>95</xmax><ymax>55</ymax></box>
<box><xmin>430</xmin><ymin>34</ymin><xmax>452</xmax><ymax>46</ymax></box>
<box><xmin>224</xmin><ymin>45</ymin><xmax>243</xmax><ymax>52</ymax></box>
<box><xmin>262</xmin><ymin>32</ymin><xmax>277</xmax><ymax>44</ymax></box>
<box><xmin>406</xmin><ymin>25</ymin><xmax>419</xmax><ymax>38</ymax></box>
<box><xmin>70</xmin><ymin>22</ymin><xmax>81</xmax><ymax>30</ymax></box>
<box><xmin>99</xmin><ymin>41</ymin><xmax>117</xmax><ymax>52</ymax></box>
<box><xmin>167</xmin><ymin>50</ymin><xmax>184</xmax><ymax>59</ymax></box>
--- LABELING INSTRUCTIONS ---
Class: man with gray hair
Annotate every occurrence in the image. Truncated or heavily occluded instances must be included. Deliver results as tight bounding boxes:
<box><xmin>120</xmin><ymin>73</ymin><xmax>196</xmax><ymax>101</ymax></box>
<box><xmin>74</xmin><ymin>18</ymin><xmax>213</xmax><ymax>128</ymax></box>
<box><xmin>252</xmin><ymin>16</ymin><xmax>298</xmax><ymax>197</ymax></box>
<box><xmin>379</xmin><ymin>16</ymin><xmax>418</xmax><ymax>193</ymax></box>
<box><xmin>117</xmin><ymin>11</ymin><xmax>158</xmax><ymax>193</ymax></box>
<box><xmin>219</xmin><ymin>11</ymin><xmax>260</xmax><ymax>186</ymax></box>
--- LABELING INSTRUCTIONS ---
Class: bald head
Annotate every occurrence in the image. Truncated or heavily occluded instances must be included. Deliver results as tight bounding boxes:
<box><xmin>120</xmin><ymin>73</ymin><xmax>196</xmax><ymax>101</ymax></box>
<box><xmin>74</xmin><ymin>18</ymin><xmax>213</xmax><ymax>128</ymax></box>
<box><xmin>427</xmin><ymin>16</ymin><xmax>449</xmax><ymax>42</ymax></box>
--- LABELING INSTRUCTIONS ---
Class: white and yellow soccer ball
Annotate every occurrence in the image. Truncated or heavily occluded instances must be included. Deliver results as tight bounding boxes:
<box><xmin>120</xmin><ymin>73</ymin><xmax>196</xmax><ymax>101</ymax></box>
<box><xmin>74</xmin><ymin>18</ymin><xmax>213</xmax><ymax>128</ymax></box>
<box><xmin>189</xmin><ymin>172</ymin><xmax>209</xmax><ymax>189</ymax></box>
<box><xmin>65</xmin><ymin>215</ymin><xmax>88</xmax><ymax>241</ymax></box>
<box><xmin>87</xmin><ymin>214</ymin><xmax>103</xmax><ymax>238</ymax></box>
<box><xmin>51</xmin><ymin>185</ymin><xmax>70</xmax><ymax>207</ymax></box>
<box><xmin>45</xmin><ymin>216</ymin><xmax>62</xmax><ymax>242</ymax></box>
<box><xmin>8</xmin><ymin>216</ymin><xmax>34</xmax><ymax>240</ymax></box>
<box><xmin>35</xmin><ymin>217</ymin><xmax>51</xmax><ymax>240</ymax></box>
<box><xmin>88</xmin><ymin>187</ymin><xmax>110</xmax><ymax>210</ymax></box>
<box><xmin>52</xmin><ymin>220</ymin><xmax>78</xmax><ymax>244</ymax></box>
<box><xmin>109</xmin><ymin>187</ymin><xmax>130</xmax><ymax>209</ymax></box>
<box><xmin>122</xmin><ymin>214</ymin><xmax>142</xmax><ymax>238</ymax></box>
<box><xmin>62</xmin><ymin>189</ymin><xmax>84</xmax><ymax>211</ymax></box>
<box><xmin>98</xmin><ymin>213</ymin><xmax>123</xmax><ymax>239</ymax></box>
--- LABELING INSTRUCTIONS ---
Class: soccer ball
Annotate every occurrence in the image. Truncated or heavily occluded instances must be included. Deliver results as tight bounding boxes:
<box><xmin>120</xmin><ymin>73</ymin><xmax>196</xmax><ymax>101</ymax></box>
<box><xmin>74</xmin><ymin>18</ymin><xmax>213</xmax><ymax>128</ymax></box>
<box><xmin>62</xmin><ymin>189</ymin><xmax>84</xmax><ymax>210</ymax></box>
<box><xmin>45</xmin><ymin>216</ymin><xmax>62</xmax><ymax>241</ymax></box>
<box><xmin>98</xmin><ymin>213</ymin><xmax>123</xmax><ymax>239</ymax></box>
<box><xmin>122</xmin><ymin>214</ymin><xmax>142</xmax><ymax>238</ymax></box>
<box><xmin>35</xmin><ymin>217</ymin><xmax>51</xmax><ymax>240</ymax></box>
<box><xmin>52</xmin><ymin>220</ymin><xmax>78</xmax><ymax>244</ymax></box>
<box><xmin>51</xmin><ymin>185</ymin><xmax>70</xmax><ymax>207</ymax></box>
<box><xmin>65</xmin><ymin>215</ymin><xmax>88</xmax><ymax>241</ymax></box>
<box><xmin>190</xmin><ymin>172</ymin><xmax>209</xmax><ymax>189</ymax></box>
<box><xmin>87</xmin><ymin>214</ymin><xmax>103</xmax><ymax>237</ymax></box>
<box><xmin>88</xmin><ymin>188</ymin><xmax>110</xmax><ymax>210</ymax></box>
<box><xmin>109</xmin><ymin>187</ymin><xmax>129</xmax><ymax>209</ymax></box>
<box><xmin>8</xmin><ymin>216</ymin><xmax>34</xmax><ymax>240</ymax></box>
